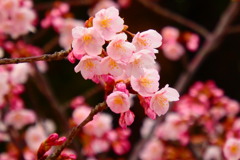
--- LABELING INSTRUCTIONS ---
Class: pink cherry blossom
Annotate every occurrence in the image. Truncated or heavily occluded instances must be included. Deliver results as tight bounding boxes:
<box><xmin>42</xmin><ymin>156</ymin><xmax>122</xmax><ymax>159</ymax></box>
<box><xmin>112</xmin><ymin>139</ymin><xmax>130</xmax><ymax>155</ymax></box>
<box><xmin>119</xmin><ymin>110</ymin><xmax>135</xmax><ymax>128</ymax></box>
<box><xmin>127</xmin><ymin>49</ymin><xmax>156</xmax><ymax>78</ymax></box>
<box><xmin>100</xmin><ymin>56</ymin><xmax>125</xmax><ymax>77</ymax></box>
<box><xmin>4</xmin><ymin>108</ymin><xmax>36</xmax><ymax>130</ymax></box>
<box><xmin>0</xmin><ymin>0</ymin><xmax>36</xmax><ymax>38</ymax></box>
<box><xmin>74</xmin><ymin>55</ymin><xmax>101</xmax><ymax>80</ymax></box>
<box><xmin>93</xmin><ymin>7</ymin><xmax>124</xmax><ymax>40</ymax></box>
<box><xmin>162</xmin><ymin>42</ymin><xmax>185</xmax><ymax>61</ymax></box>
<box><xmin>161</xmin><ymin>26</ymin><xmax>180</xmax><ymax>42</ymax></box>
<box><xmin>59</xmin><ymin>18</ymin><xmax>84</xmax><ymax>50</ymax></box>
<box><xmin>9</xmin><ymin>63</ymin><xmax>32</xmax><ymax>84</ymax></box>
<box><xmin>155</xmin><ymin>113</ymin><xmax>189</xmax><ymax>145</ymax></box>
<box><xmin>131</xmin><ymin>69</ymin><xmax>160</xmax><ymax>97</ymax></box>
<box><xmin>139</xmin><ymin>138</ymin><xmax>164</xmax><ymax>160</ymax></box>
<box><xmin>139</xmin><ymin>96</ymin><xmax>157</xmax><ymax>119</ymax></box>
<box><xmin>118</xmin><ymin>0</ymin><xmax>132</xmax><ymax>8</ymax></box>
<box><xmin>106</xmin><ymin>91</ymin><xmax>131</xmax><ymax>113</ymax></box>
<box><xmin>10</xmin><ymin>7</ymin><xmax>36</xmax><ymax>37</ymax></box>
<box><xmin>132</xmin><ymin>29</ymin><xmax>162</xmax><ymax>52</ymax></box>
<box><xmin>84</xmin><ymin>113</ymin><xmax>112</xmax><ymax>137</ymax></box>
<box><xmin>107</xmin><ymin>33</ymin><xmax>135</xmax><ymax>62</ymax></box>
<box><xmin>223</xmin><ymin>138</ymin><xmax>240</xmax><ymax>160</ymax></box>
<box><xmin>25</xmin><ymin>124</ymin><xmax>47</xmax><ymax>152</ymax></box>
<box><xmin>72</xmin><ymin>105</ymin><xmax>91</xmax><ymax>125</ymax></box>
<box><xmin>72</xmin><ymin>26</ymin><xmax>105</xmax><ymax>57</ymax></box>
<box><xmin>150</xmin><ymin>84</ymin><xmax>179</xmax><ymax>116</ymax></box>
<box><xmin>88</xmin><ymin>0</ymin><xmax>119</xmax><ymax>17</ymax></box>
<box><xmin>90</xmin><ymin>139</ymin><xmax>110</xmax><ymax>155</ymax></box>
<box><xmin>186</xmin><ymin>33</ymin><xmax>200</xmax><ymax>52</ymax></box>
<box><xmin>203</xmin><ymin>146</ymin><xmax>222</xmax><ymax>160</ymax></box>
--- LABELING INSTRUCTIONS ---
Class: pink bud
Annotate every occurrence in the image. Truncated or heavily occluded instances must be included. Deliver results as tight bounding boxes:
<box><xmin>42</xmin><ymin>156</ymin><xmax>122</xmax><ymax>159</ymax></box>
<box><xmin>46</xmin><ymin>133</ymin><xmax>59</xmax><ymax>143</ymax></box>
<box><xmin>115</xmin><ymin>82</ymin><xmax>129</xmax><ymax>95</ymax></box>
<box><xmin>55</xmin><ymin>137</ymin><xmax>67</xmax><ymax>145</ymax></box>
<box><xmin>70</xmin><ymin>96</ymin><xmax>85</xmax><ymax>108</ymax></box>
<box><xmin>119</xmin><ymin>110</ymin><xmax>135</xmax><ymax>128</ymax></box>
<box><xmin>67</xmin><ymin>51</ymin><xmax>77</xmax><ymax>63</ymax></box>
<box><xmin>113</xmin><ymin>140</ymin><xmax>130</xmax><ymax>155</ymax></box>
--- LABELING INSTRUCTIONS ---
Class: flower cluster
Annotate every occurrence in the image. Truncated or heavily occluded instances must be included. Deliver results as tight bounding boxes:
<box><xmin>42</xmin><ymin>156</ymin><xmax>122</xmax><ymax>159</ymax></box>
<box><xmin>70</xmin><ymin>96</ymin><xmax>131</xmax><ymax>158</ymax></box>
<box><xmin>140</xmin><ymin>81</ymin><xmax>240</xmax><ymax>160</ymax></box>
<box><xmin>41</xmin><ymin>2</ymin><xmax>84</xmax><ymax>50</ymax></box>
<box><xmin>71</xmin><ymin>7</ymin><xmax>179</xmax><ymax>127</ymax></box>
<box><xmin>161</xmin><ymin>26</ymin><xmax>200</xmax><ymax>61</ymax></box>
<box><xmin>0</xmin><ymin>0</ymin><xmax>36</xmax><ymax>38</ymax></box>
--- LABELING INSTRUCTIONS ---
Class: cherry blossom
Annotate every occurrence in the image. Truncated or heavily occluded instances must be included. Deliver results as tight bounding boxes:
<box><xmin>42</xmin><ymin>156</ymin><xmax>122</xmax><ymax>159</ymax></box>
<box><xmin>4</xmin><ymin>108</ymin><xmax>36</xmax><ymax>130</ymax></box>
<box><xmin>106</xmin><ymin>91</ymin><xmax>131</xmax><ymax>113</ymax></box>
<box><xmin>100</xmin><ymin>56</ymin><xmax>126</xmax><ymax>77</ymax></box>
<box><xmin>74</xmin><ymin>55</ymin><xmax>101</xmax><ymax>80</ymax></box>
<box><xmin>150</xmin><ymin>84</ymin><xmax>179</xmax><ymax>116</ymax></box>
<box><xmin>25</xmin><ymin>124</ymin><xmax>47</xmax><ymax>152</ymax></box>
<box><xmin>223</xmin><ymin>138</ymin><xmax>240</xmax><ymax>160</ymax></box>
<box><xmin>93</xmin><ymin>7</ymin><xmax>124</xmax><ymax>40</ymax></box>
<box><xmin>139</xmin><ymin>138</ymin><xmax>164</xmax><ymax>160</ymax></box>
<box><xmin>72</xmin><ymin>26</ymin><xmax>105</xmax><ymax>57</ymax></box>
<box><xmin>107</xmin><ymin>33</ymin><xmax>135</xmax><ymax>62</ymax></box>
<box><xmin>132</xmin><ymin>29</ymin><xmax>162</xmax><ymax>52</ymax></box>
<box><xmin>131</xmin><ymin>69</ymin><xmax>160</xmax><ymax>97</ymax></box>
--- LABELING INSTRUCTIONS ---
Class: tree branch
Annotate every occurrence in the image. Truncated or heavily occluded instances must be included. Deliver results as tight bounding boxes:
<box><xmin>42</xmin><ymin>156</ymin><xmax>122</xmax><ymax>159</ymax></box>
<box><xmin>227</xmin><ymin>25</ymin><xmax>240</xmax><ymax>34</ymax></box>
<box><xmin>0</xmin><ymin>49</ymin><xmax>71</xmax><ymax>65</ymax></box>
<box><xmin>137</xmin><ymin>0</ymin><xmax>210</xmax><ymax>38</ymax></box>
<box><xmin>45</xmin><ymin>101</ymin><xmax>107</xmax><ymax>160</ymax></box>
<box><xmin>129</xmin><ymin>2</ymin><xmax>240</xmax><ymax>160</ymax></box>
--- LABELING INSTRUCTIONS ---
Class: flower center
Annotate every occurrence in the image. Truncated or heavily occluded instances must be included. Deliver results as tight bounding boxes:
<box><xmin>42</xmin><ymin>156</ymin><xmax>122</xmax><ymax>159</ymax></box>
<box><xmin>140</xmin><ymin>77</ymin><xmax>152</xmax><ymax>87</ymax></box>
<box><xmin>83</xmin><ymin>34</ymin><xmax>92</xmax><ymax>44</ymax></box>
<box><xmin>84</xmin><ymin>60</ymin><xmax>95</xmax><ymax>70</ymax></box>
<box><xmin>114</xmin><ymin>96</ymin><xmax>124</xmax><ymax>105</ymax></box>
<box><xmin>100</xmin><ymin>18</ymin><xmax>112</xmax><ymax>28</ymax></box>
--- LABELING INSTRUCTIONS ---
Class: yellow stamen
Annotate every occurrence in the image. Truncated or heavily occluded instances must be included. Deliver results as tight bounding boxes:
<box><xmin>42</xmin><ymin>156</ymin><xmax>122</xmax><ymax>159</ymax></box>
<box><xmin>84</xmin><ymin>60</ymin><xmax>95</xmax><ymax>70</ymax></box>
<box><xmin>230</xmin><ymin>145</ymin><xmax>238</xmax><ymax>154</ymax></box>
<box><xmin>156</xmin><ymin>95</ymin><xmax>168</xmax><ymax>106</ymax></box>
<box><xmin>100</xmin><ymin>18</ymin><xmax>112</xmax><ymax>28</ymax></box>
<box><xmin>109</xmin><ymin>59</ymin><xmax>118</xmax><ymax>70</ymax></box>
<box><xmin>138</xmin><ymin>37</ymin><xmax>147</xmax><ymax>46</ymax></box>
<box><xmin>140</xmin><ymin>77</ymin><xmax>152</xmax><ymax>87</ymax></box>
<box><xmin>114</xmin><ymin>96</ymin><xmax>123</xmax><ymax>105</ymax></box>
<box><xmin>83</xmin><ymin>34</ymin><xmax>92</xmax><ymax>44</ymax></box>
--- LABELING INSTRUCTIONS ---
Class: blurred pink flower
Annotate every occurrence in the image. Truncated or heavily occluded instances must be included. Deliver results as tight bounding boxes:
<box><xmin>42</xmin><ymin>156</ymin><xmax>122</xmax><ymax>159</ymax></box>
<box><xmin>4</xmin><ymin>108</ymin><xmax>36</xmax><ymax>130</ymax></box>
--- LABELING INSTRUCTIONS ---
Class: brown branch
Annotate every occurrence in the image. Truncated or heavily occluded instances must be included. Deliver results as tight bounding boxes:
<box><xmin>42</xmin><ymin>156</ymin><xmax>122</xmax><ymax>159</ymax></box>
<box><xmin>45</xmin><ymin>101</ymin><xmax>107</xmax><ymax>160</ymax></box>
<box><xmin>137</xmin><ymin>0</ymin><xmax>210</xmax><ymax>38</ymax></box>
<box><xmin>129</xmin><ymin>2</ymin><xmax>240</xmax><ymax>160</ymax></box>
<box><xmin>31</xmin><ymin>63</ymin><xmax>70</xmax><ymax>132</ymax></box>
<box><xmin>0</xmin><ymin>49</ymin><xmax>71</xmax><ymax>65</ymax></box>
<box><xmin>227</xmin><ymin>25</ymin><xmax>240</xmax><ymax>34</ymax></box>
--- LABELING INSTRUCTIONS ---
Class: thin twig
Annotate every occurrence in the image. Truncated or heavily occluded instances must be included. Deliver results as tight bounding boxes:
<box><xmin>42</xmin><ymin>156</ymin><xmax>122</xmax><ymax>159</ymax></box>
<box><xmin>31</xmin><ymin>63</ymin><xmax>70</xmax><ymax>132</ymax></box>
<box><xmin>45</xmin><ymin>101</ymin><xmax>107</xmax><ymax>160</ymax></box>
<box><xmin>137</xmin><ymin>0</ymin><xmax>210</xmax><ymax>38</ymax></box>
<box><xmin>129</xmin><ymin>2</ymin><xmax>240</xmax><ymax>160</ymax></box>
<box><xmin>0</xmin><ymin>49</ymin><xmax>71</xmax><ymax>65</ymax></box>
